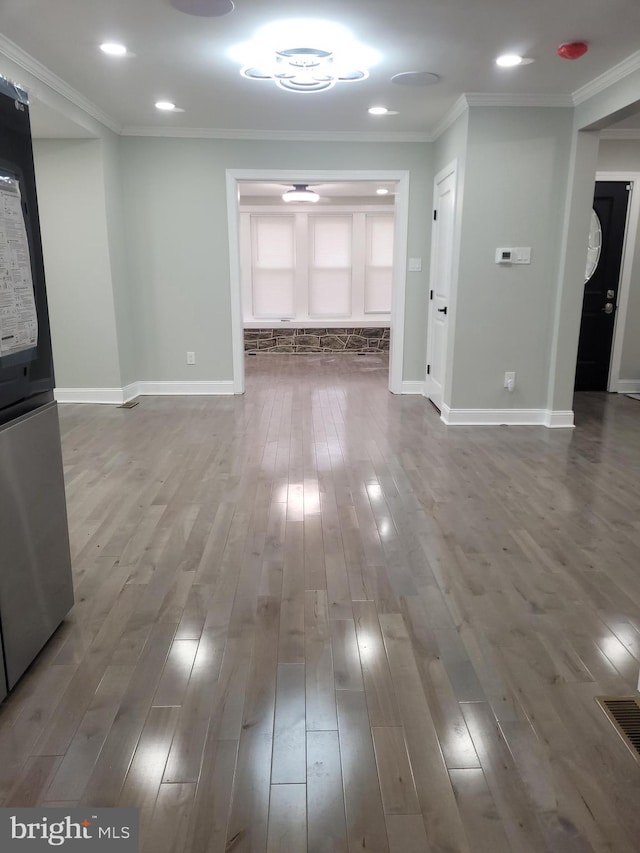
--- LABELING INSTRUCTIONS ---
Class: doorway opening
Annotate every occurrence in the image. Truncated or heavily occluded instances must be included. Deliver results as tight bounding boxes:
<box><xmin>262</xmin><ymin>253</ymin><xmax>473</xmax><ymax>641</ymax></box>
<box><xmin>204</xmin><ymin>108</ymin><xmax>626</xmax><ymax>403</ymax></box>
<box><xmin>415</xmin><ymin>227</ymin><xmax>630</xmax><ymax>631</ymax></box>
<box><xmin>575</xmin><ymin>179</ymin><xmax>632</xmax><ymax>391</ymax></box>
<box><xmin>226</xmin><ymin>170</ymin><xmax>410</xmax><ymax>395</ymax></box>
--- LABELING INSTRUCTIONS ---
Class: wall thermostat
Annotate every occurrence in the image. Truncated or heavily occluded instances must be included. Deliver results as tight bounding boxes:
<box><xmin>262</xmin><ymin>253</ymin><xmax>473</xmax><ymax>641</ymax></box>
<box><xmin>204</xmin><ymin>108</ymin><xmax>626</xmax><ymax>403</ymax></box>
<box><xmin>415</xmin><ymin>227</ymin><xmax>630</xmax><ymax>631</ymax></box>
<box><xmin>496</xmin><ymin>248</ymin><xmax>514</xmax><ymax>264</ymax></box>
<box><xmin>495</xmin><ymin>247</ymin><xmax>532</xmax><ymax>265</ymax></box>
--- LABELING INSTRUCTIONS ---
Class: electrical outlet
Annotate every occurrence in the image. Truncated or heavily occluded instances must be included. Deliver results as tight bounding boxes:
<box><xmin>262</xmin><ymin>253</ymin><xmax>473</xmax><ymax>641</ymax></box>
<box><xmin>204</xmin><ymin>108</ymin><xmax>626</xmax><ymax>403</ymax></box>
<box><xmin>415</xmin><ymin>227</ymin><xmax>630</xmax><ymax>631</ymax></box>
<box><xmin>504</xmin><ymin>371</ymin><xmax>515</xmax><ymax>391</ymax></box>
<box><xmin>187</xmin><ymin>351</ymin><xmax>195</xmax><ymax>365</ymax></box>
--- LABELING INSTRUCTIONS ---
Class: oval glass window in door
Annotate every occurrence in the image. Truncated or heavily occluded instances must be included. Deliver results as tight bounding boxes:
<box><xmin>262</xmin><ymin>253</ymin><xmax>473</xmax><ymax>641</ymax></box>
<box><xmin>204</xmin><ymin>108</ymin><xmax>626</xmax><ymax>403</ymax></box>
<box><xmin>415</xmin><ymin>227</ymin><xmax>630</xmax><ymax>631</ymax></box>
<box><xmin>585</xmin><ymin>208</ymin><xmax>602</xmax><ymax>283</ymax></box>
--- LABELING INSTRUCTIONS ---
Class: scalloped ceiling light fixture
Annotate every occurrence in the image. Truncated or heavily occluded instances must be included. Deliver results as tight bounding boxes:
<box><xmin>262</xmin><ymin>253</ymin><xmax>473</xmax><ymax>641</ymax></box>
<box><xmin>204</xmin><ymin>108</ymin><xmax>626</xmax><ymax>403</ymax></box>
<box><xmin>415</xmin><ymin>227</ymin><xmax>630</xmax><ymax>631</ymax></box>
<box><xmin>229</xmin><ymin>20</ymin><xmax>380</xmax><ymax>93</ymax></box>
<box><xmin>170</xmin><ymin>0</ymin><xmax>234</xmax><ymax>17</ymax></box>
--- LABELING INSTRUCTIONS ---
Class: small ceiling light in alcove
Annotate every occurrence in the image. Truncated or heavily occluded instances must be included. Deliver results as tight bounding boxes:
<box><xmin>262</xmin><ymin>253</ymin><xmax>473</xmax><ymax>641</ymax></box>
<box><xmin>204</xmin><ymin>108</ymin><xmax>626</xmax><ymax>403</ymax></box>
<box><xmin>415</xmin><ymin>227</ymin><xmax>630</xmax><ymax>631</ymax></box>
<box><xmin>376</xmin><ymin>188</ymin><xmax>390</xmax><ymax>195</ymax></box>
<box><xmin>170</xmin><ymin>0</ymin><xmax>234</xmax><ymax>17</ymax></box>
<box><xmin>100</xmin><ymin>42</ymin><xmax>127</xmax><ymax>56</ymax></box>
<box><xmin>282</xmin><ymin>185</ymin><xmax>320</xmax><ymax>203</ymax></box>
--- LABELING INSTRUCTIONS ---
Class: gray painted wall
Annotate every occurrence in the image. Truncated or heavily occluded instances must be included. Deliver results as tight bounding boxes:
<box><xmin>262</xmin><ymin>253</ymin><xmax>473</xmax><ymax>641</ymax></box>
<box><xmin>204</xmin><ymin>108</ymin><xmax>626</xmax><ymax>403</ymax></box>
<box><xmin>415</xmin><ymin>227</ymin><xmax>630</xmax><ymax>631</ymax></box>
<box><xmin>449</xmin><ymin>107</ymin><xmax>574</xmax><ymax>410</ymax></box>
<box><xmin>33</xmin><ymin>138</ymin><xmax>122</xmax><ymax>388</ymax></box>
<box><xmin>597</xmin><ymin>140</ymin><xmax>640</xmax><ymax>382</ymax></box>
<box><xmin>119</xmin><ymin>138</ymin><xmax>433</xmax><ymax>383</ymax></box>
<box><xmin>103</xmin><ymin>132</ymin><xmax>138</xmax><ymax>385</ymax></box>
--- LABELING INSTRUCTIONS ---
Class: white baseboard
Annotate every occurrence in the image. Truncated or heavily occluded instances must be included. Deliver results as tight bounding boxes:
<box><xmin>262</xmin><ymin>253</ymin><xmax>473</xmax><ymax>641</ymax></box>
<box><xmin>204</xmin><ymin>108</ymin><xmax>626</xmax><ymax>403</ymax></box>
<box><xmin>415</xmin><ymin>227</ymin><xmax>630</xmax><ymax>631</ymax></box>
<box><xmin>401</xmin><ymin>381</ymin><xmax>425</xmax><ymax>395</ymax></box>
<box><xmin>543</xmin><ymin>410</ymin><xmax>575</xmax><ymax>428</ymax></box>
<box><xmin>55</xmin><ymin>380</ymin><xmax>235</xmax><ymax>404</ymax></box>
<box><xmin>54</xmin><ymin>388</ymin><xmax>126</xmax><ymax>405</ymax></box>
<box><xmin>136</xmin><ymin>381</ymin><xmax>235</xmax><ymax>396</ymax></box>
<box><xmin>616</xmin><ymin>379</ymin><xmax>640</xmax><ymax>394</ymax></box>
<box><xmin>122</xmin><ymin>382</ymin><xmax>140</xmax><ymax>402</ymax></box>
<box><xmin>441</xmin><ymin>405</ymin><xmax>574</xmax><ymax>428</ymax></box>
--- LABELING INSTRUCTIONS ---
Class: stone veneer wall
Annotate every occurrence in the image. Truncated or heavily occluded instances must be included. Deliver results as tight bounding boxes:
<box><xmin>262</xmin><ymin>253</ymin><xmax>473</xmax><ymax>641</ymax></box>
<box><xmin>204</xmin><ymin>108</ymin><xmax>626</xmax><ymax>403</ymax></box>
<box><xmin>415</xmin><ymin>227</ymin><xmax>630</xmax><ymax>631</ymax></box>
<box><xmin>244</xmin><ymin>327</ymin><xmax>390</xmax><ymax>354</ymax></box>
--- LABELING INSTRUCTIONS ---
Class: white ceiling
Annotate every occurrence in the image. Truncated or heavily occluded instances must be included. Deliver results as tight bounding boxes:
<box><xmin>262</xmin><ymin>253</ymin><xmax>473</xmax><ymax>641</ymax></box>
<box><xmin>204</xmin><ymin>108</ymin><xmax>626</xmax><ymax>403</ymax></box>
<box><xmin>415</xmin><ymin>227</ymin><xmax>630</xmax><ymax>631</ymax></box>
<box><xmin>2</xmin><ymin>0</ymin><xmax>640</xmax><ymax>136</ymax></box>
<box><xmin>239</xmin><ymin>181</ymin><xmax>396</xmax><ymax>203</ymax></box>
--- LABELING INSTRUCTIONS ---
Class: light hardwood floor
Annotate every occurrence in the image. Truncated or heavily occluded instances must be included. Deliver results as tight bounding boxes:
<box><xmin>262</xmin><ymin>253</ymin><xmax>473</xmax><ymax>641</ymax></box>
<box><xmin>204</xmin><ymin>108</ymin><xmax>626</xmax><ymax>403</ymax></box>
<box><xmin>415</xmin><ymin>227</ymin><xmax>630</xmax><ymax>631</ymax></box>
<box><xmin>1</xmin><ymin>353</ymin><xmax>640</xmax><ymax>852</ymax></box>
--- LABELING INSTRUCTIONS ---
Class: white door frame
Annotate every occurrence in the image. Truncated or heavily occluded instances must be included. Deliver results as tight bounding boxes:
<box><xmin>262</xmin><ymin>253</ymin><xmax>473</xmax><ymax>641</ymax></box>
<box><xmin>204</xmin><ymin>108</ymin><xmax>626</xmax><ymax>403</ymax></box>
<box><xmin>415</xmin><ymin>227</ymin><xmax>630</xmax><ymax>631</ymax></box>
<box><xmin>225</xmin><ymin>169</ymin><xmax>410</xmax><ymax>394</ymax></box>
<box><xmin>594</xmin><ymin>171</ymin><xmax>640</xmax><ymax>392</ymax></box>
<box><xmin>425</xmin><ymin>159</ymin><xmax>458</xmax><ymax>410</ymax></box>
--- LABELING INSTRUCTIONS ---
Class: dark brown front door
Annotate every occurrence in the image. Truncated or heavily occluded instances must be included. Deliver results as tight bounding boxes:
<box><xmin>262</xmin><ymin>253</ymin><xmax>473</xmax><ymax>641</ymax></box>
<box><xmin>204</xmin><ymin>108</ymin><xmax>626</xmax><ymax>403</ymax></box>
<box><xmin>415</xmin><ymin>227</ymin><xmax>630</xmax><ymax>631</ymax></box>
<box><xmin>575</xmin><ymin>181</ymin><xmax>630</xmax><ymax>391</ymax></box>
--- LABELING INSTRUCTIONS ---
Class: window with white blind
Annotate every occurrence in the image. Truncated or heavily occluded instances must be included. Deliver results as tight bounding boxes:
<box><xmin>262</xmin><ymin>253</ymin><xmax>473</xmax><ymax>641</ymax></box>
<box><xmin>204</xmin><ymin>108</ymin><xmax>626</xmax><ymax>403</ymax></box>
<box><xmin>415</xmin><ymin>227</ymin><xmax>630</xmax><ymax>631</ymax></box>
<box><xmin>308</xmin><ymin>215</ymin><xmax>352</xmax><ymax>317</ymax></box>
<box><xmin>250</xmin><ymin>216</ymin><xmax>296</xmax><ymax>318</ymax></box>
<box><xmin>240</xmin><ymin>209</ymin><xmax>394</xmax><ymax>323</ymax></box>
<box><xmin>364</xmin><ymin>215</ymin><xmax>394</xmax><ymax>314</ymax></box>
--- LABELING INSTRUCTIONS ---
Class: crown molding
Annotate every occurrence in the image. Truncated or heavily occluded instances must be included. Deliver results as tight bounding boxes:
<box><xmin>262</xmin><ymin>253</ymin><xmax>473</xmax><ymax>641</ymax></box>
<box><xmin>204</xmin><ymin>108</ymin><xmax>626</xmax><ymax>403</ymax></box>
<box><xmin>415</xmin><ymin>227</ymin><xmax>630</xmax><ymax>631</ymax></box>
<box><xmin>599</xmin><ymin>128</ymin><xmax>640</xmax><ymax>140</ymax></box>
<box><xmin>465</xmin><ymin>92</ymin><xmax>574</xmax><ymax>107</ymax></box>
<box><xmin>572</xmin><ymin>49</ymin><xmax>640</xmax><ymax>106</ymax></box>
<box><xmin>431</xmin><ymin>95</ymin><xmax>468</xmax><ymax>141</ymax></box>
<box><xmin>0</xmin><ymin>33</ymin><xmax>121</xmax><ymax>133</ymax></box>
<box><xmin>120</xmin><ymin>125</ymin><xmax>432</xmax><ymax>142</ymax></box>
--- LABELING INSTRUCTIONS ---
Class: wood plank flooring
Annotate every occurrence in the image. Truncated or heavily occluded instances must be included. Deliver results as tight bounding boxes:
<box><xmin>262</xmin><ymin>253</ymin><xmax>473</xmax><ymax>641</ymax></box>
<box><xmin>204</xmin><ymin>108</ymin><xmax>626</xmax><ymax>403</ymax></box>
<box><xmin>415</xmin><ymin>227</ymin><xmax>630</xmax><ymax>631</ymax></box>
<box><xmin>2</xmin><ymin>352</ymin><xmax>640</xmax><ymax>852</ymax></box>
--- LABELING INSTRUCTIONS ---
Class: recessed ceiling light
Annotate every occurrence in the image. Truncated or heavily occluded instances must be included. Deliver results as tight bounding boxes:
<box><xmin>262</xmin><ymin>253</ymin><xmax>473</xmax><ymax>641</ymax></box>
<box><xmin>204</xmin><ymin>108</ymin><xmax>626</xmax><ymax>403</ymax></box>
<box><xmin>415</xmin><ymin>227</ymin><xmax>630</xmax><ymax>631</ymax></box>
<box><xmin>155</xmin><ymin>101</ymin><xmax>177</xmax><ymax>111</ymax></box>
<box><xmin>369</xmin><ymin>106</ymin><xmax>389</xmax><ymax>115</ymax></box>
<box><xmin>496</xmin><ymin>54</ymin><xmax>523</xmax><ymax>67</ymax></box>
<box><xmin>376</xmin><ymin>188</ymin><xmax>390</xmax><ymax>195</ymax></box>
<box><xmin>100</xmin><ymin>43</ymin><xmax>127</xmax><ymax>56</ymax></box>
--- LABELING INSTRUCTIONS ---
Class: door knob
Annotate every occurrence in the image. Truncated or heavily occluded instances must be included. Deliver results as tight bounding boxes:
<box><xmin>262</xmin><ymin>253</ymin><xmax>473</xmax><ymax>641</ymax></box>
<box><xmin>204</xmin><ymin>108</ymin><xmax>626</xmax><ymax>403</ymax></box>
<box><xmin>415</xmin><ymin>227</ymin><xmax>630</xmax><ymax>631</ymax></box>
<box><xmin>603</xmin><ymin>302</ymin><xmax>614</xmax><ymax>314</ymax></box>
<box><xmin>437</xmin><ymin>306</ymin><xmax>447</xmax><ymax>314</ymax></box>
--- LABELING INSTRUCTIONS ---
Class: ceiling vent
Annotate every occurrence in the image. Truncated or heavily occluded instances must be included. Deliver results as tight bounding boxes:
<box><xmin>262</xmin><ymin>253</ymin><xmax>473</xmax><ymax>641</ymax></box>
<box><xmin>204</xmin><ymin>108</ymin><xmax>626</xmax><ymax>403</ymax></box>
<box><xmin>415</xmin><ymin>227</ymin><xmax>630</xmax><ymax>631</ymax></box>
<box><xmin>170</xmin><ymin>0</ymin><xmax>234</xmax><ymax>17</ymax></box>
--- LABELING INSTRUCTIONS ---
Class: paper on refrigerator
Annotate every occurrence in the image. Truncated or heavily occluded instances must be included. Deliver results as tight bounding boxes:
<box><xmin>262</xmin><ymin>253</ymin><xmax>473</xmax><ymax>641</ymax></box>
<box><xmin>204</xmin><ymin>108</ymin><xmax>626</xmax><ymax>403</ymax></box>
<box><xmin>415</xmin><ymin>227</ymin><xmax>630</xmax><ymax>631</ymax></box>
<box><xmin>0</xmin><ymin>176</ymin><xmax>38</xmax><ymax>356</ymax></box>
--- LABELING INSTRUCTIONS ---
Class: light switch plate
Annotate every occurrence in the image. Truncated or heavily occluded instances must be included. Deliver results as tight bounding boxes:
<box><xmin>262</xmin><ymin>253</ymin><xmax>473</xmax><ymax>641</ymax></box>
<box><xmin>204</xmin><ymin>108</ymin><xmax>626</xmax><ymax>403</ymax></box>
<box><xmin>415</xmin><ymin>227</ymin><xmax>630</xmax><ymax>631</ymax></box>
<box><xmin>408</xmin><ymin>257</ymin><xmax>422</xmax><ymax>272</ymax></box>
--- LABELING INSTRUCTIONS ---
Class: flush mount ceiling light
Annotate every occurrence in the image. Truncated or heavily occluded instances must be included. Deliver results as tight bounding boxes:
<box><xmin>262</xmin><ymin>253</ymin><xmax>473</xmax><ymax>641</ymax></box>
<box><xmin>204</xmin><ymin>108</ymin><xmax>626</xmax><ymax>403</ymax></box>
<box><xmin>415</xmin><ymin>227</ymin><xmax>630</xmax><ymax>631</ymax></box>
<box><xmin>100</xmin><ymin>42</ymin><xmax>127</xmax><ymax>56</ymax></box>
<box><xmin>391</xmin><ymin>71</ymin><xmax>440</xmax><ymax>86</ymax></box>
<box><xmin>155</xmin><ymin>101</ymin><xmax>177</xmax><ymax>111</ymax></box>
<box><xmin>282</xmin><ymin>184</ymin><xmax>320</xmax><ymax>202</ymax></box>
<box><xmin>376</xmin><ymin>188</ymin><xmax>390</xmax><ymax>195</ymax></box>
<box><xmin>229</xmin><ymin>20</ymin><xmax>379</xmax><ymax>93</ymax></box>
<box><xmin>170</xmin><ymin>0</ymin><xmax>234</xmax><ymax>16</ymax></box>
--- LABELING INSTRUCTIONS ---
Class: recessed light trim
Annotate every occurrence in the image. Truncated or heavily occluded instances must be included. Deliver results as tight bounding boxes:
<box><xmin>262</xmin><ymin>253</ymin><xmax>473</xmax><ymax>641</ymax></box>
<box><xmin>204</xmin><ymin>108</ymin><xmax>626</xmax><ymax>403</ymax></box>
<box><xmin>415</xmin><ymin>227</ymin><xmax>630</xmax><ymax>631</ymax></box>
<box><xmin>155</xmin><ymin>101</ymin><xmax>177</xmax><ymax>111</ymax></box>
<box><xmin>369</xmin><ymin>106</ymin><xmax>389</xmax><ymax>115</ymax></box>
<box><xmin>376</xmin><ymin>188</ymin><xmax>390</xmax><ymax>195</ymax></box>
<box><xmin>100</xmin><ymin>42</ymin><xmax>127</xmax><ymax>56</ymax></box>
<box><xmin>496</xmin><ymin>54</ymin><xmax>523</xmax><ymax>67</ymax></box>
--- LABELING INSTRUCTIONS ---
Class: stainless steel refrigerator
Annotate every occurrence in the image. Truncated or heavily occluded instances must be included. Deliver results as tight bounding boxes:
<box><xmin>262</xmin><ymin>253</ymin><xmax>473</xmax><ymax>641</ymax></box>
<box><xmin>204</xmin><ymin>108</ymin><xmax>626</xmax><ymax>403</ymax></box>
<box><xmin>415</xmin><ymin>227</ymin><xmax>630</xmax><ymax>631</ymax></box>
<box><xmin>0</xmin><ymin>77</ymin><xmax>73</xmax><ymax>700</ymax></box>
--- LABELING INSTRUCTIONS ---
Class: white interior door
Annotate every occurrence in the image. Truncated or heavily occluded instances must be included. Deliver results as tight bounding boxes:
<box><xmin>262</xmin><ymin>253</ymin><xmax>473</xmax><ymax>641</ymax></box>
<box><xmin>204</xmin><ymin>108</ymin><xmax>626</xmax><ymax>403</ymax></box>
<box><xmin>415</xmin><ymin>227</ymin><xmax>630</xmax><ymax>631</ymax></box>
<box><xmin>426</xmin><ymin>165</ymin><xmax>456</xmax><ymax>410</ymax></box>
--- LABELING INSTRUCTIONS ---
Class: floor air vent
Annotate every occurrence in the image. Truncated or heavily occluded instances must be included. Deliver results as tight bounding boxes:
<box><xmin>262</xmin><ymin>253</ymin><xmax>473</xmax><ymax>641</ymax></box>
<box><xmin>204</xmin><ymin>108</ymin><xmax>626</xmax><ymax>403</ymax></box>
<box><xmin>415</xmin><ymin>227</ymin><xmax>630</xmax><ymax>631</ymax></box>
<box><xmin>596</xmin><ymin>696</ymin><xmax>640</xmax><ymax>763</ymax></box>
<box><xmin>117</xmin><ymin>400</ymin><xmax>140</xmax><ymax>409</ymax></box>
